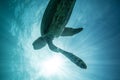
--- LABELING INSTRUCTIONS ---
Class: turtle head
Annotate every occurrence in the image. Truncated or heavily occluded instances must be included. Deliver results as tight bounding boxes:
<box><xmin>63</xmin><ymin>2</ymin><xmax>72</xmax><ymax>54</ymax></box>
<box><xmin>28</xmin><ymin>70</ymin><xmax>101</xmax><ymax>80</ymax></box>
<box><xmin>32</xmin><ymin>36</ymin><xmax>47</xmax><ymax>50</ymax></box>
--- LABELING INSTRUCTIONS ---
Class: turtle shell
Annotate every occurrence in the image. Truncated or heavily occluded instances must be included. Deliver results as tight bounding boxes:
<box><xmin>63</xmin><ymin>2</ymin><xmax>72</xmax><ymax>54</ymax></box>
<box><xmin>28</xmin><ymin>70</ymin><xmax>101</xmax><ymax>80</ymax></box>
<box><xmin>41</xmin><ymin>0</ymin><xmax>76</xmax><ymax>37</ymax></box>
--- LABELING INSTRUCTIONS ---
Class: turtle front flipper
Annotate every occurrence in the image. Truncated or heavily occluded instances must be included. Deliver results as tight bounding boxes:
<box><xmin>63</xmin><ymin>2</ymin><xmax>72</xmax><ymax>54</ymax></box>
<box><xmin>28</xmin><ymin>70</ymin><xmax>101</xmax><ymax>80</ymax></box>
<box><xmin>50</xmin><ymin>44</ymin><xmax>87</xmax><ymax>69</ymax></box>
<box><xmin>46</xmin><ymin>39</ymin><xmax>87</xmax><ymax>69</ymax></box>
<box><xmin>59</xmin><ymin>49</ymin><xmax>87</xmax><ymax>69</ymax></box>
<box><xmin>45</xmin><ymin>37</ymin><xmax>59</xmax><ymax>52</ymax></box>
<box><xmin>61</xmin><ymin>27</ymin><xmax>83</xmax><ymax>36</ymax></box>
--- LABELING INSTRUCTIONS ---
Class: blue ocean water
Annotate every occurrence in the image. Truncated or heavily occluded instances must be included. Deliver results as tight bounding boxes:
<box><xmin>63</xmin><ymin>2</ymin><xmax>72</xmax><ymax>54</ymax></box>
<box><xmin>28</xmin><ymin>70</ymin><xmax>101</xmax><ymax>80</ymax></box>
<box><xmin>0</xmin><ymin>0</ymin><xmax>120</xmax><ymax>80</ymax></box>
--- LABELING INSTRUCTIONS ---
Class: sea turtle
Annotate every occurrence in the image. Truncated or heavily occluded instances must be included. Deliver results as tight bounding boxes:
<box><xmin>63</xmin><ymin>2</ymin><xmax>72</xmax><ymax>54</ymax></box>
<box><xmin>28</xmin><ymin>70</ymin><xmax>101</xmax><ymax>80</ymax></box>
<box><xmin>32</xmin><ymin>0</ymin><xmax>87</xmax><ymax>69</ymax></box>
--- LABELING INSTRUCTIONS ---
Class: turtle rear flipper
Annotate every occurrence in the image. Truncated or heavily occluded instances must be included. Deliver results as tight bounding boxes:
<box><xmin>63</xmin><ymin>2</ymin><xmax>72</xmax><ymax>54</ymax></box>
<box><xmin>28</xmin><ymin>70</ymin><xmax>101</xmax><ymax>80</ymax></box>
<box><xmin>61</xmin><ymin>27</ymin><xmax>83</xmax><ymax>36</ymax></box>
<box><xmin>32</xmin><ymin>37</ymin><xmax>46</xmax><ymax>50</ymax></box>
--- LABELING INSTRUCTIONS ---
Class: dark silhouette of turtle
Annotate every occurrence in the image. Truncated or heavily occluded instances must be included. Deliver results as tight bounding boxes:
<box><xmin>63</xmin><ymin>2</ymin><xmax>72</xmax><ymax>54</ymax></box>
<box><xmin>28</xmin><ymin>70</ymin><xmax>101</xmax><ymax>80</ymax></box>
<box><xmin>32</xmin><ymin>0</ymin><xmax>87</xmax><ymax>69</ymax></box>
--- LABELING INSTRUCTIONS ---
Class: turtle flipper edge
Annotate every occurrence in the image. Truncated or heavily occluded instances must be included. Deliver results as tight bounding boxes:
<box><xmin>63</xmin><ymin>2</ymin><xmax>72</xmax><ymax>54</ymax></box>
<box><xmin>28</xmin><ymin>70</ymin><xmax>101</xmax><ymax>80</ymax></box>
<box><xmin>61</xmin><ymin>27</ymin><xmax>83</xmax><ymax>36</ymax></box>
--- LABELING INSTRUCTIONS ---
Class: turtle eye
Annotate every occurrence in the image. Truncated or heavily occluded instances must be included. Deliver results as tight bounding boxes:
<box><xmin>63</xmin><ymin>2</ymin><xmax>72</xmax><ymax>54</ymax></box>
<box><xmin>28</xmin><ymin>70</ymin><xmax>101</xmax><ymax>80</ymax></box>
<box><xmin>32</xmin><ymin>37</ymin><xmax>46</xmax><ymax>50</ymax></box>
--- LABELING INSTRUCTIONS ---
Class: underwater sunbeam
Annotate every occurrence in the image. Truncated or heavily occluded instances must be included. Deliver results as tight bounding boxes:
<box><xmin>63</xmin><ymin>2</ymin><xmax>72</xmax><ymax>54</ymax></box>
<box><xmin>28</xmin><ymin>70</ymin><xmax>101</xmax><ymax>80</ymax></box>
<box><xmin>41</xmin><ymin>54</ymin><xmax>65</xmax><ymax>77</ymax></box>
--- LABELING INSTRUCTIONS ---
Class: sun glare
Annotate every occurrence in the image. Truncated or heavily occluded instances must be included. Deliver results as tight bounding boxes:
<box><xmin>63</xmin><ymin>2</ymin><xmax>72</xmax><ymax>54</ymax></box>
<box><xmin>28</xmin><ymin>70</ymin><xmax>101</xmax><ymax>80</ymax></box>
<box><xmin>41</xmin><ymin>54</ymin><xmax>65</xmax><ymax>77</ymax></box>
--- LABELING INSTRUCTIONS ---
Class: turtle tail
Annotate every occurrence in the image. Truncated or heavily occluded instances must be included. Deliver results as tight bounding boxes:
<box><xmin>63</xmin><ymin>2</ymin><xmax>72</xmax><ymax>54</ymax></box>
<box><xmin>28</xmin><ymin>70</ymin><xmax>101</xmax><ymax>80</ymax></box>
<box><xmin>46</xmin><ymin>39</ymin><xmax>87</xmax><ymax>69</ymax></box>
